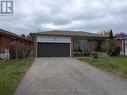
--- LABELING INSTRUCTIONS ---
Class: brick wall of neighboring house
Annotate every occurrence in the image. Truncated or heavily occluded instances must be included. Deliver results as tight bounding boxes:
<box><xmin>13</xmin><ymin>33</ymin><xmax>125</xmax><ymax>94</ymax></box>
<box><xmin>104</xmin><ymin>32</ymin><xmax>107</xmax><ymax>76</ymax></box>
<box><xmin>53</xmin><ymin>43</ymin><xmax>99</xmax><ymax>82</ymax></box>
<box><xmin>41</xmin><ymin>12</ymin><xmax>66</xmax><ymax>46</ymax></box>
<box><xmin>0</xmin><ymin>29</ymin><xmax>33</xmax><ymax>59</ymax></box>
<box><xmin>115</xmin><ymin>39</ymin><xmax>122</xmax><ymax>51</ymax></box>
<box><xmin>0</xmin><ymin>36</ymin><xmax>12</xmax><ymax>49</ymax></box>
<box><xmin>0</xmin><ymin>36</ymin><xmax>32</xmax><ymax>50</ymax></box>
<box><xmin>115</xmin><ymin>39</ymin><xmax>125</xmax><ymax>55</ymax></box>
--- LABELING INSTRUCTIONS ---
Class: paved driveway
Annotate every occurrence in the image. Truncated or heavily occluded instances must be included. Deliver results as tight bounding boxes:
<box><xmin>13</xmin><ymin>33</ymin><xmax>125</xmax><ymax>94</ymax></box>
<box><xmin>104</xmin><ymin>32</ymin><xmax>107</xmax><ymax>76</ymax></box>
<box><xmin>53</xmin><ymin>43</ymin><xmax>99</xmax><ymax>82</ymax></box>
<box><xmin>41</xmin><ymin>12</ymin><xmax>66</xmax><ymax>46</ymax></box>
<box><xmin>15</xmin><ymin>58</ymin><xmax>127</xmax><ymax>95</ymax></box>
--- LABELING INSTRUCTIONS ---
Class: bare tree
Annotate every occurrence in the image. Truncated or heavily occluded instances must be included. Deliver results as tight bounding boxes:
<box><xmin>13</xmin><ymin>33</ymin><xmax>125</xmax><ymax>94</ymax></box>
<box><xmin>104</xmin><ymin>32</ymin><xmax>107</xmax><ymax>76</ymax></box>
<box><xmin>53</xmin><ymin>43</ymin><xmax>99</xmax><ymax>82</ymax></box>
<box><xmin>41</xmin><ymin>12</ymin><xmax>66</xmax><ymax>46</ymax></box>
<box><xmin>88</xmin><ymin>40</ymin><xmax>98</xmax><ymax>63</ymax></box>
<box><xmin>104</xmin><ymin>30</ymin><xmax>116</xmax><ymax>64</ymax></box>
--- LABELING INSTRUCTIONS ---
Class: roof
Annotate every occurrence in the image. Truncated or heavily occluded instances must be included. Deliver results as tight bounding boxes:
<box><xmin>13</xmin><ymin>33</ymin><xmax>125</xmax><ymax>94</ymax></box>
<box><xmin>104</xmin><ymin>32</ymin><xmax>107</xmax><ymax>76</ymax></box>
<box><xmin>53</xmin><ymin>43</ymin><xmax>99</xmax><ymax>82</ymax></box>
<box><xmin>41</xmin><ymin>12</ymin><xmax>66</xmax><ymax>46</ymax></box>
<box><xmin>115</xmin><ymin>34</ymin><xmax>127</xmax><ymax>39</ymax></box>
<box><xmin>0</xmin><ymin>28</ymin><xmax>31</xmax><ymax>41</ymax></box>
<box><xmin>31</xmin><ymin>30</ymin><xmax>106</xmax><ymax>38</ymax></box>
<box><xmin>0</xmin><ymin>28</ymin><xmax>21</xmax><ymax>38</ymax></box>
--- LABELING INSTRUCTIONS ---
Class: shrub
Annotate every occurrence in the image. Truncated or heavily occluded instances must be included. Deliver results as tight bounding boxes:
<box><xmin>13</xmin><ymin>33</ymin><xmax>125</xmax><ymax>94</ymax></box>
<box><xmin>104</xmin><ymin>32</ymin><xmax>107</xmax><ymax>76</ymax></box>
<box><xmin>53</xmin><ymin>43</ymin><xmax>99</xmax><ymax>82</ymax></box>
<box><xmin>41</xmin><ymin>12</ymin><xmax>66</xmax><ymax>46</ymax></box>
<box><xmin>9</xmin><ymin>42</ymin><xmax>31</xmax><ymax>59</ymax></box>
<box><xmin>73</xmin><ymin>52</ymin><xmax>83</xmax><ymax>57</ymax></box>
<box><xmin>84</xmin><ymin>52</ymin><xmax>90</xmax><ymax>56</ymax></box>
<box><xmin>92</xmin><ymin>52</ymin><xmax>98</xmax><ymax>59</ymax></box>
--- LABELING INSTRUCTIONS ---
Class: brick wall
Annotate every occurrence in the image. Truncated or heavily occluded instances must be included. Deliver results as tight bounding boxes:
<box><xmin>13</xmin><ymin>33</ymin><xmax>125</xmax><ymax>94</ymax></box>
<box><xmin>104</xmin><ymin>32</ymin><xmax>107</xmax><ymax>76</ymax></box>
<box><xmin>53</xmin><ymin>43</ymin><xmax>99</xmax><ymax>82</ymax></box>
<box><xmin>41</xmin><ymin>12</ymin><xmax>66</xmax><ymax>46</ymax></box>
<box><xmin>0</xmin><ymin>35</ymin><xmax>32</xmax><ymax>52</ymax></box>
<box><xmin>115</xmin><ymin>39</ymin><xmax>122</xmax><ymax>51</ymax></box>
<box><xmin>0</xmin><ymin>36</ymin><xmax>12</xmax><ymax>49</ymax></box>
<box><xmin>32</xmin><ymin>36</ymin><xmax>37</xmax><ymax>57</ymax></box>
<box><xmin>115</xmin><ymin>39</ymin><xmax>125</xmax><ymax>54</ymax></box>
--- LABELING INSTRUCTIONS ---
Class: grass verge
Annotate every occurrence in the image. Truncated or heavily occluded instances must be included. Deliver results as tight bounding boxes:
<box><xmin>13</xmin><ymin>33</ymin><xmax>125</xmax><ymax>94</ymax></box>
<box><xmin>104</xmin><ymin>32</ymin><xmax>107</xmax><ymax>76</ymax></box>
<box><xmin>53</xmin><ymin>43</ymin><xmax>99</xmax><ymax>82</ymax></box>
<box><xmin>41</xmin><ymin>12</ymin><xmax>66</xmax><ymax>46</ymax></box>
<box><xmin>0</xmin><ymin>58</ymin><xmax>33</xmax><ymax>95</ymax></box>
<box><xmin>77</xmin><ymin>56</ymin><xmax>127</xmax><ymax>79</ymax></box>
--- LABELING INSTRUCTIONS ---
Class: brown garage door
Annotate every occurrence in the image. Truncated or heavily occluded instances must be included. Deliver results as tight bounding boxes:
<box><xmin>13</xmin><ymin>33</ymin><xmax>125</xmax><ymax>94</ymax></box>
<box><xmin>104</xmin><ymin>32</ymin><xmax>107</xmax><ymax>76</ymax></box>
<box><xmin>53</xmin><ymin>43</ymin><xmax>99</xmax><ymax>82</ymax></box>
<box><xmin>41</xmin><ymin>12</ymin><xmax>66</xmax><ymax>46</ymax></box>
<box><xmin>37</xmin><ymin>42</ymin><xmax>70</xmax><ymax>57</ymax></box>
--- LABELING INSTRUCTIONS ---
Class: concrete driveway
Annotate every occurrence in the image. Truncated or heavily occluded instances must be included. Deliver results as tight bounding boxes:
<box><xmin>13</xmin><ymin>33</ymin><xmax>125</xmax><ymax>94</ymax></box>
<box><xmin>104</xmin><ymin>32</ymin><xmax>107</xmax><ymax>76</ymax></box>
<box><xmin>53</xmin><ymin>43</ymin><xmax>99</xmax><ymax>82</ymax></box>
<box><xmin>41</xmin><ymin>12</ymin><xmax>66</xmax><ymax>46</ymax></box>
<box><xmin>15</xmin><ymin>58</ymin><xmax>127</xmax><ymax>95</ymax></box>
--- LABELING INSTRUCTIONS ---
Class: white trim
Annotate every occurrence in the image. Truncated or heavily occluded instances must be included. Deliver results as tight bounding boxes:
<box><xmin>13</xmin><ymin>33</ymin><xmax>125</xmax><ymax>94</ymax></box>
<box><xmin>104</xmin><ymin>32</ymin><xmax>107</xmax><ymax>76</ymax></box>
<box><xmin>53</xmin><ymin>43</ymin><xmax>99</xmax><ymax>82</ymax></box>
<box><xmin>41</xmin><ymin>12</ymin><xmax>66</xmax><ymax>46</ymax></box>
<box><xmin>37</xmin><ymin>35</ymin><xmax>71</xmax><ymax>43</ymax></box>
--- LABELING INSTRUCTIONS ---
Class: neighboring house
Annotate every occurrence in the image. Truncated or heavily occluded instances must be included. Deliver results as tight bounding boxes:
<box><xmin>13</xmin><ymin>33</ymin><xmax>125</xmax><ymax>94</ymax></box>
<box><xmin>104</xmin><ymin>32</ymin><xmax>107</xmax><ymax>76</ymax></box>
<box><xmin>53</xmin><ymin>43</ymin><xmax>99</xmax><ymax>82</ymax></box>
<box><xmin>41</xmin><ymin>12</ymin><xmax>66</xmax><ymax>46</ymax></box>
<box><xmin>31</xmin><ymin>30</ymin><xmax>107</xmax><ymax>57</ymax></box>
<box><xmin>115</xmin><ymin>35</ymin><xmax>127</xmax><ymax>55</ymax></box>
<box><xmin>0</xmin><ymin>28</ymin><xmax>32</xmax><ymax>59</ymax></box>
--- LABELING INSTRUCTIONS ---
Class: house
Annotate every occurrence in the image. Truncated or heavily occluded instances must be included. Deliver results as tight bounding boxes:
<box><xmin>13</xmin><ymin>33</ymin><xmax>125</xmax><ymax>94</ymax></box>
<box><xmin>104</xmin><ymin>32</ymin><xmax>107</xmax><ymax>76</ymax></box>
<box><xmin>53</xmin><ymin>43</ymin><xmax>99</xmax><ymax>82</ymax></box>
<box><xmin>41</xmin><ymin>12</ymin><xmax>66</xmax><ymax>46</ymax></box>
<box><xmin>31</xmin><ymin>30</ymin><xmax>107</xmax><ymax>57</ymax></box>
<box><xmin>115</xmin><ymin>34</ymin><xmax>127</xmax><ymax>55</ymax></box>
<box><xmin>0</xmin><ymin>28</ymin><xmax>32</xmax><ymax>59</ymax></box>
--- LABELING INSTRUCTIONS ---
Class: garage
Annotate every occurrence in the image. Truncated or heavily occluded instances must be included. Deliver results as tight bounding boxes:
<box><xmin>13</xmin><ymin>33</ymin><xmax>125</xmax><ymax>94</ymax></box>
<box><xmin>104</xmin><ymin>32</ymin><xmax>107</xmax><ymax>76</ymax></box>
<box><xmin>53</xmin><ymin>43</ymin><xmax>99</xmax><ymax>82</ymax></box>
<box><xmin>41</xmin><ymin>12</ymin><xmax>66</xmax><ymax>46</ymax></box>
<box><xmin>35</xmin><ymin>35</ymin><xmax>71</xmax><ymax>57</ymax></box>
<box><xmin>37</xmin><ymin>43</ymin><xmax>70</xmax><ymax>57</ymax></box>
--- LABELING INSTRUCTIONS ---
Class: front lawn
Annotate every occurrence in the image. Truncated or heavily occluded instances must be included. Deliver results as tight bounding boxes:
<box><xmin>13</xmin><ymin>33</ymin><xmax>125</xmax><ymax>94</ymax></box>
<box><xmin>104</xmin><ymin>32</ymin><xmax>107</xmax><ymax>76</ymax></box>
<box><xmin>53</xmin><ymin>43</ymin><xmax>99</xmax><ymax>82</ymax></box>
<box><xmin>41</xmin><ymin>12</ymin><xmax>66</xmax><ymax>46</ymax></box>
<box><xmin>0</xmin><ymin>59</ymin><xmax>33</xmax><ymax>95</ymax></box>
<box><xmin>77</xmin><ymin>56</ymin><xmax>127</xmax><ymax>78</ymax></box>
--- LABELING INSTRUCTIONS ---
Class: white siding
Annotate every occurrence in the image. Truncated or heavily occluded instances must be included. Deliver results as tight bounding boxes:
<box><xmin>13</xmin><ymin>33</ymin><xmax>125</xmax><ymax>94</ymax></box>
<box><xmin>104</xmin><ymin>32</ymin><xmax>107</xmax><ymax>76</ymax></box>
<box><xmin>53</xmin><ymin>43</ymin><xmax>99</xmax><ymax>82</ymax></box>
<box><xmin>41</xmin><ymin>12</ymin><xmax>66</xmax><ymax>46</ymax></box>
<box><xmin>37</xmin><ymin>35</ymin><xmax>71</xmax><ymax>43</ymax></box>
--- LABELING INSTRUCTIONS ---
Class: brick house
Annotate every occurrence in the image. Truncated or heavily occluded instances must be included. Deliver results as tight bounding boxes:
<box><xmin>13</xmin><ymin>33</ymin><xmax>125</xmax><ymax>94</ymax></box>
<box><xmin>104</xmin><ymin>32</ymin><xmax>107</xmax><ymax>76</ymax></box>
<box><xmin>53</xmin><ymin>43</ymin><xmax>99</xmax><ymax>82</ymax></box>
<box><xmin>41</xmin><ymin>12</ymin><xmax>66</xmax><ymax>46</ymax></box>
<box><xmin>115</xmin><ymin>35</ymin><xmax>127</xmax><ymax>55</ymax></box>
<box><xmin>31</xmin><ymin>30</ymin><xmax>107</xmax><ymax>57</ymax></box>
<box><xmin>0</xmin><ymin>28</ymin><xmax>33</xmax><ymax>59</ymax></box>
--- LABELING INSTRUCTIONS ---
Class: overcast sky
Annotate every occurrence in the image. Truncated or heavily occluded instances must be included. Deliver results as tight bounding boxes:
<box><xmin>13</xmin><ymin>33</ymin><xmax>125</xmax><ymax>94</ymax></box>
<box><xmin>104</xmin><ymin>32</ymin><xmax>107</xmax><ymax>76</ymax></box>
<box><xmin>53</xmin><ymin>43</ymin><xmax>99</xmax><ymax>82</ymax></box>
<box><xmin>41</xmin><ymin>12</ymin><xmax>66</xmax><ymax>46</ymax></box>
<box><xmin>0</xmin><ymin>0</ymin><xmax>127</xmax><ymax>35</ymax></box>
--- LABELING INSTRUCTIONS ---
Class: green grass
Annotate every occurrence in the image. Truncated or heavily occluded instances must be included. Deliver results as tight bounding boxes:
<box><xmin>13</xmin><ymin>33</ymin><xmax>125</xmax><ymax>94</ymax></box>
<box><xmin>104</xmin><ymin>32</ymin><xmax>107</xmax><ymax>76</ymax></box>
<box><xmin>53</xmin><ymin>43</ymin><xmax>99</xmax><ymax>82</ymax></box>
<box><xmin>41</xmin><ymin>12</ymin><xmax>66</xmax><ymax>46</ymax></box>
<box><xmin>77</xmin><ymin>56</ymin><xmax>127</xmax><ymax>78</ymax></box>
<box><xmin>0</xmin><ymin>59</ymin><xmax>33</xmax><ymax>95</ymax></box>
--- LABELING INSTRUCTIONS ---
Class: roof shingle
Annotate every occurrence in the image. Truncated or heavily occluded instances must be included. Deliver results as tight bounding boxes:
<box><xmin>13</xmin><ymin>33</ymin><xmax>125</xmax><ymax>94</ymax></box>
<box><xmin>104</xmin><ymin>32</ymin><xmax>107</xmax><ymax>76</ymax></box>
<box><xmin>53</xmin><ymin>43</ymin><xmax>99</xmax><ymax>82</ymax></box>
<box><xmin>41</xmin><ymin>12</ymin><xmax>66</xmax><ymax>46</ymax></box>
<box><xmin>31</xmin><ymin>30</ymin><xmax>105</xmax><ymax>38</ymax></box>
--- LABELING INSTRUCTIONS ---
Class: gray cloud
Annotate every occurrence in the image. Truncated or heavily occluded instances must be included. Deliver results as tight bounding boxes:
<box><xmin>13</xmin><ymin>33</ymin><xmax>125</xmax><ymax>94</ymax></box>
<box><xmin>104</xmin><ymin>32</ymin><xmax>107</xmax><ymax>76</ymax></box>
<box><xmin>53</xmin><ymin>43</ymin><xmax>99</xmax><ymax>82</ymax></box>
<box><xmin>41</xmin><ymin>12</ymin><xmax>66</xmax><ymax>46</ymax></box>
<box><xmin>0</xmin><ymin>0</ymin><xmax>127</xmax><ymax>35</ymax></box>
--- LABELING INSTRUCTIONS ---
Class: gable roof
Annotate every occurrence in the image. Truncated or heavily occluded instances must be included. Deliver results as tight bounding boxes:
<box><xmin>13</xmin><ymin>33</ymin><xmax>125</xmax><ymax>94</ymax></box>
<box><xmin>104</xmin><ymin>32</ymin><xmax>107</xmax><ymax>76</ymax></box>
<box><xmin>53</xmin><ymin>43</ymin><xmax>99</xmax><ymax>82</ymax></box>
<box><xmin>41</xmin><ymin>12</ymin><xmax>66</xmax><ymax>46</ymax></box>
<box><xmin>0</xmin><ymin>28</ymin><xmax>31</xmax><ymax>41</ymax></box>
<box><xmin>31</xmin><ymin>30</ymin><xmax>106</xmax><ymax>38</ymax></box>
<box><xmin>0</xmin><ymin>28</ymin><xmax>21</xmax><ymax>38</ymax></box>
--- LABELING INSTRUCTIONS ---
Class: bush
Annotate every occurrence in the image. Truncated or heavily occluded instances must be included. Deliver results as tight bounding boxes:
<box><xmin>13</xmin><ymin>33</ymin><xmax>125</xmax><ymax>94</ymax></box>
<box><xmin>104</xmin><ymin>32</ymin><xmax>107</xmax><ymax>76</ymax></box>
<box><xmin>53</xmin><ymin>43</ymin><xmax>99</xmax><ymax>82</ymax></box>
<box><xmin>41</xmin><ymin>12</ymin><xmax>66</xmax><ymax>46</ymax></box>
<box><xmin>84</xmin><ymin>52</ymin><xmax>90</xmax><ymax>56</ymax></box>
<box><xmin>108</xmin><ymin>47</ymin><xmax>120</xmax><ymax>56</ymax></box>
<box><xmin>92</xmin><ymin>52</ymin><xmax>98</xmax><ymax>59</ymax></box>
<box><xmin>73</xmin><ymin>52</ymin><xmax>83</xmax><ymax>57</ymax></box>
<box><xmin>9</xmin><ymin>42</ymin><xmax>31</xmax><ymax>59</ymax></box>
